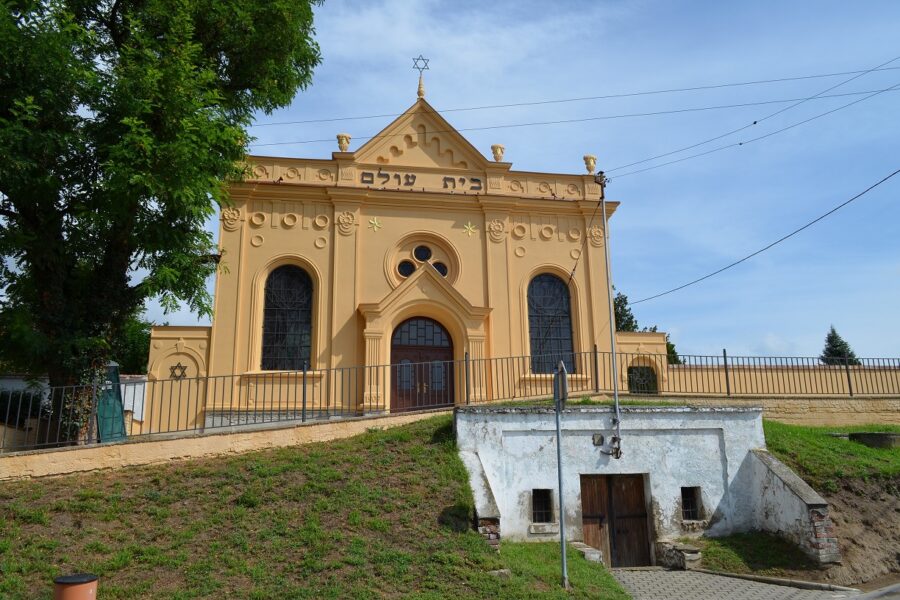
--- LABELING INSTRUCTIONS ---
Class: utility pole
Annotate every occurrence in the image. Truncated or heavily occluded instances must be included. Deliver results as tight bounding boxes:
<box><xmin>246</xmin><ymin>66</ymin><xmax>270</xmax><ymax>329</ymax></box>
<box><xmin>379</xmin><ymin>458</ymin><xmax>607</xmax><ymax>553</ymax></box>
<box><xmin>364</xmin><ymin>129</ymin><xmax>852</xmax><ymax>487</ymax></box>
<box><xmin>554</xmin><ymin>360</ymin><xmax>569</xmax><ymax>589</ymax></box>
<box><xmin>596</xmin><ymin>171</ymin><xmax>623</xmax><ymax>459</ymax></box>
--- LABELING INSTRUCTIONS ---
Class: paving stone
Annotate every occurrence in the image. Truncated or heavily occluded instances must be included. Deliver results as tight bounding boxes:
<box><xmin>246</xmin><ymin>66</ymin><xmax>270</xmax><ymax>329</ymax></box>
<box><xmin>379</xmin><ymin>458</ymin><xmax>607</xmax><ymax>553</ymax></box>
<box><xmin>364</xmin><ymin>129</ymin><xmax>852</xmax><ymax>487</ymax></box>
<box><xmin>612</xmin><ymin>569</ymin><xmax>859</xmax><ymax>600</ymax></box>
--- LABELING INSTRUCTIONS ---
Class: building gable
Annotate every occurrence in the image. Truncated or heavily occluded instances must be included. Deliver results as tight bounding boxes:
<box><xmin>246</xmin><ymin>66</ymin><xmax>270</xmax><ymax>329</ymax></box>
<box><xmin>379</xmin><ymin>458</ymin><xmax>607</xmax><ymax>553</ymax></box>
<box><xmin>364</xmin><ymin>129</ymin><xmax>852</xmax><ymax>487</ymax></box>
<box><xmin>352</xmin><ymin>99</ymin><xmax>490</xmax><ymax>171</ymax></box>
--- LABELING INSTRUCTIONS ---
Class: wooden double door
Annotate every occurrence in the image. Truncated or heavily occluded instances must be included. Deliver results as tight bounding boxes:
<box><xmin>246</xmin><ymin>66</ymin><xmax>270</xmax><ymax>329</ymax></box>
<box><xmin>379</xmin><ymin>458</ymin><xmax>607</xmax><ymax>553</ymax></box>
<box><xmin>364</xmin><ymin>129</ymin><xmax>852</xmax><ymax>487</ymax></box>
<box><xmin>390</xmin><ymin>318</ymin><xmax>455</xmax><ymax>413</ymax></box>
<box><xmin>580</xmin><ymin>474</ymin><xmax>652</xmax><ymax>567</ymax></box>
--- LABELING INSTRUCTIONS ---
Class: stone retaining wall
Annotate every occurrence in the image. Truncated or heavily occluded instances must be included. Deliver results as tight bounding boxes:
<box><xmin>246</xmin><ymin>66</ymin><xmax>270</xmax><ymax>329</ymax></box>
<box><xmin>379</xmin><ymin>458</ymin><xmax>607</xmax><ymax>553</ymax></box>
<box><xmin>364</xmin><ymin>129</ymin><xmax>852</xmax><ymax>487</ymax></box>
<box><xmin>748</xmin><ymin>449</ymin><xmax>841</xmax><ymax>564</ymax></box>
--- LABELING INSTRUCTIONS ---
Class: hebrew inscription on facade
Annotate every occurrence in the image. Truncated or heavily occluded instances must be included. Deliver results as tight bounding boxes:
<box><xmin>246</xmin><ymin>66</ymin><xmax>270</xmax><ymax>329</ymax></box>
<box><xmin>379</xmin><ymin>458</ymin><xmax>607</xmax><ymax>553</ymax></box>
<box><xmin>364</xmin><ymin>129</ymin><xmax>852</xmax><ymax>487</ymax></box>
<box><xmin>360</xmin><ymin>169</ymin><xmax>482</xmax><ymax>192</ymax></box>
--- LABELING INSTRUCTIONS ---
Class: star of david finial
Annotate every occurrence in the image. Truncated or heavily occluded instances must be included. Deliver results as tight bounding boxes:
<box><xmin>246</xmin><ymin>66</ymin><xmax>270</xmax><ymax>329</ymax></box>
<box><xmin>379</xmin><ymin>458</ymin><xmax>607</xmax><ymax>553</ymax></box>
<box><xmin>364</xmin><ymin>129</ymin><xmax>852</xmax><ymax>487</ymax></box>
<box><xmin>169</xmin><ymin>362</ymin><xmax>188</xmax><ymax>380</ymax></box>
<box><xmin>412</xmin><ymin>54</ymin><xmax>430</xmax><ymax>74</ymax></box>
<box><xmin>412</xmin><ymin>55</ymin><xmax>430</xmax><ymax>98</ymax></box>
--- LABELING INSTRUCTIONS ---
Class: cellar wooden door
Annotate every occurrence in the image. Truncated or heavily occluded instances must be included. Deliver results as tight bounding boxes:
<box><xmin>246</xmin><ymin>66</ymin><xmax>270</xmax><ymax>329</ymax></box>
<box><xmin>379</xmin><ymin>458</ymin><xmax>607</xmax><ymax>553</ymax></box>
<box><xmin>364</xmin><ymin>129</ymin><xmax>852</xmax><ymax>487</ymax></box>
<box><xmin>580</xmin><ymin>474</ymin><xmax>651</xmax><ymax>568</ymax></box>
<box><xmin>580</xmin><ymin>475</ymin><xmax>612</xmax><ymax>566</ymax></box>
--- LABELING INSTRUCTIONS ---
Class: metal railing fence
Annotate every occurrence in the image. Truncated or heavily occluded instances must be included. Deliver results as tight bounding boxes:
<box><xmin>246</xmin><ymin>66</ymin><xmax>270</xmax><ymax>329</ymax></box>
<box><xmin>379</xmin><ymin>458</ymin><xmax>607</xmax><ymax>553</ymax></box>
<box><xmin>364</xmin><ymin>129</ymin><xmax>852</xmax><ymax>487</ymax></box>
<box><xmin>1</xmin><ymin>348</ymin><xmax>898</xmax><ymax>453</ymax></box>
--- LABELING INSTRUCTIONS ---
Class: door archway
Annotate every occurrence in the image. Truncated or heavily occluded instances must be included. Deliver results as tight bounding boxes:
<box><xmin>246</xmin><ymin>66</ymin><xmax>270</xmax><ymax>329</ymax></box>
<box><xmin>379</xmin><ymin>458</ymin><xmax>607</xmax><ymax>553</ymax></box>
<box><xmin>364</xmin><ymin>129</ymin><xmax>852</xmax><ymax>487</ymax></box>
<box><xmin>390</xmin><ymin>317</ymin><xmax>455</xmax><ymax>412</ymax></box>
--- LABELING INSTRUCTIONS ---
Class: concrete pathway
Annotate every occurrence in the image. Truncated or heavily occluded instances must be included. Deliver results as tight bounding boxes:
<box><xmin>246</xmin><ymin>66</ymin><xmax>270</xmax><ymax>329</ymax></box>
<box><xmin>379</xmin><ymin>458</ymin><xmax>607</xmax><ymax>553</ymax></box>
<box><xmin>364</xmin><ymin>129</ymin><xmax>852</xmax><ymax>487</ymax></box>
<box><xmin>613</xmin><ymin>569</ymin><xmax>858</xmax><ymax>600</ymax></box>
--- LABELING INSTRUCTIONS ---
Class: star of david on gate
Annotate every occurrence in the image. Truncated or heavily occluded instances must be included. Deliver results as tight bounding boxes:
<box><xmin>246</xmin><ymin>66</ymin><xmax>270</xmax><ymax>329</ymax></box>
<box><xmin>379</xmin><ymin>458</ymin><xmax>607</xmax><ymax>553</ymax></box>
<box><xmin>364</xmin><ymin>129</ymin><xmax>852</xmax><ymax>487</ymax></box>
<box><xmin>169</xmin><ymin>362</ymin><xmax>188</xmax><ymax>379</ymax></box>
<box><xmin>412</xmin><ymin>54</ymin><xmax>430</xmax><ymax>74</ymax></box>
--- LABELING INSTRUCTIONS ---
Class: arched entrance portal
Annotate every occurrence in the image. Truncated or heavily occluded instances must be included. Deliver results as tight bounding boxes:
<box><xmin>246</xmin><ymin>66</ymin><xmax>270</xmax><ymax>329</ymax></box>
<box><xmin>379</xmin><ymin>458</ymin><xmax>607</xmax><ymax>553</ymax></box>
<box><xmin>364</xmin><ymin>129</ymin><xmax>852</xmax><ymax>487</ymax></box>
<box><xmin>391</xmin><ymin>317</ymin><xmax>455</xmax><ymax>412</ymax></box>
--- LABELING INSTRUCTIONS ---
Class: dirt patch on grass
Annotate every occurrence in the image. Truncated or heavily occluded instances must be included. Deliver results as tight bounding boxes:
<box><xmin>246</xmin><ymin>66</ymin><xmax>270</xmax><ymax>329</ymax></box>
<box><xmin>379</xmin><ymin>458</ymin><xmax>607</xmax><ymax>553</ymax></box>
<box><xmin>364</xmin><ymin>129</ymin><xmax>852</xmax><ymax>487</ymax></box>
<box><xmin>761</xmin><ymin>421</ymin><xmax>900</xmax><ymax>587</ymax></box>
<box><xmin>705</xmin><ymin>477</ymin><xmax>900</xmax><ymax>588</ymax></box>
<box><xmin>815</xmin><ymin>477</ymin><xmax>900</xmax><ymax>586</ymax></box>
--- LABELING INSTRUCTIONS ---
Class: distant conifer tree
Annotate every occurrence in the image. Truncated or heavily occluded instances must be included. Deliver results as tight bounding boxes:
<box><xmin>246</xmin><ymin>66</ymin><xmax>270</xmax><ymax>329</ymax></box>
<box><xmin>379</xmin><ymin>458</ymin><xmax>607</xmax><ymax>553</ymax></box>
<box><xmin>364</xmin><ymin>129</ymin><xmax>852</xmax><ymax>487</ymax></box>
<box><xmin>820</xmin><ymin>326</ymin><xmax>861</xmax><ymax>365</ymax></box>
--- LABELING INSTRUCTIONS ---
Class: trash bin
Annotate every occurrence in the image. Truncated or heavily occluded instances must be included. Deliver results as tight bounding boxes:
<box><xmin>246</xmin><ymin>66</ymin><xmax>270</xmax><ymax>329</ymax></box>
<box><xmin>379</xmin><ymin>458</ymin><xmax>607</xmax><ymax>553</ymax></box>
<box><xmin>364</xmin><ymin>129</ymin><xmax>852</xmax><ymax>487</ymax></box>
<box><xmin>53</xmin><ymin>574</ymin><xmax>98</xmax><ymax>599</ymax></box>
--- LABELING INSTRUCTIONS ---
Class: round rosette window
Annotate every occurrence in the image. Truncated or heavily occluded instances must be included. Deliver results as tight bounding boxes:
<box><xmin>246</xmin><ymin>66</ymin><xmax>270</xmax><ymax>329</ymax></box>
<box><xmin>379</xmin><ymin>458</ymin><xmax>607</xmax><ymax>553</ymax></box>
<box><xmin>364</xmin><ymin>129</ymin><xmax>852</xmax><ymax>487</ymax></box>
<box><xmin>388</xmin><ymin>234</ymin><xmax>460</xmax><ymax>286</ymax></box>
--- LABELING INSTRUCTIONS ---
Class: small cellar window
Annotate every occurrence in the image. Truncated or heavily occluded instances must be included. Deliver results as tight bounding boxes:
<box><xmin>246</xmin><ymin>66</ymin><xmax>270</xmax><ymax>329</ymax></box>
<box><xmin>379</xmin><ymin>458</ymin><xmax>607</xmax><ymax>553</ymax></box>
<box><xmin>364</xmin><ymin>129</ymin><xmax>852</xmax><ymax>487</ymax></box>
<box><xmin>532</xmin><ymin>489</ymin><xmax>553</xmax><ymax>523</ymax></box>
<box><xmin>681</xmin><ymin>486</ymin><xmax>702</xmax><ymax>521</ymax></box>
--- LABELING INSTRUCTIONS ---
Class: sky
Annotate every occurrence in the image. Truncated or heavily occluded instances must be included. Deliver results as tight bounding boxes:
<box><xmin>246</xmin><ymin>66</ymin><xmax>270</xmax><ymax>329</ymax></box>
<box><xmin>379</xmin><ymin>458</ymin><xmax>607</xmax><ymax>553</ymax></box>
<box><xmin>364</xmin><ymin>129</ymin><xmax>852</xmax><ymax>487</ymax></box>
<box><xmin>149</xmin><ymin>0</ymin><xmax>900</xmax><ymax>359</ymax></box>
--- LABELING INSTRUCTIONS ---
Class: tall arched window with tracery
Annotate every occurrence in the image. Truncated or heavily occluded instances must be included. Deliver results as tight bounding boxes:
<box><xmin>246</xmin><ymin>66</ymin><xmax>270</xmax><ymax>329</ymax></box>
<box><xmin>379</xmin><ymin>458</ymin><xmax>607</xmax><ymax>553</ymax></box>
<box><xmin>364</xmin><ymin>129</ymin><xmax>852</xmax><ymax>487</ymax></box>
<box><xmin>261</xmin><ymin>265</ymin><xmax>313</xmax><ymax>370</ymax></box>
<box><xmin>527</xmin><ymin>273</ymin><xmax>575</xmax><ymax>373</ymax></box>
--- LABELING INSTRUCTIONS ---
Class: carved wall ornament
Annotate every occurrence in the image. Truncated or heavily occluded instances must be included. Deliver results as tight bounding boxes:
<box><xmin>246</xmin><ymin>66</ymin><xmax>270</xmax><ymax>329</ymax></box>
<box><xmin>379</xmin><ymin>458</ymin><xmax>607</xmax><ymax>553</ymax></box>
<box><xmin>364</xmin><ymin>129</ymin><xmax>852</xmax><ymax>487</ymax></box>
<box><xmin>337</xmin><ymin>133</ymin><xmax>351</xmax><ymax>152</ymax></box>
<box><xmin>169</xmin><ymin>362</ymin><xmax>188</xmax><ymax>379</ymax></box>
<box><xmin>337</xmin><ymin>210</ymin><xmax>356</xmax><ymax>236</ymax></box>
<box><xmin>487</xmin><ymin>218</ymin><xmax>507</xmax><ymax>243</ymax></box>
<box><xmin>221</xmin><ymin>207</ymin><xmax>241</xmax><ymax>232</ymax></box>
<box><xmin>583</xmin><ymin>154</ymin><xmax>597</xmax><ymax>174</ymax></box>
<box><xmin>588</xmin><ymin>224</ymin><xmax>604</xmax><ymax>247</ymax></box>
<box><xmin>491</xmin><ymin>144</ymin><xmax>505</xmax><ymax>162</ymax></box>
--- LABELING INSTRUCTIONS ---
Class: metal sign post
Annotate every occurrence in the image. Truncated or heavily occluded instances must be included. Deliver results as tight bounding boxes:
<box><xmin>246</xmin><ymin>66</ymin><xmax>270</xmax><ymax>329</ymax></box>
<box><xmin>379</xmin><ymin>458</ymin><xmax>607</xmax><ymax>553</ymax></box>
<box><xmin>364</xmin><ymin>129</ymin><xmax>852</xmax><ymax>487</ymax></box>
<box><xmin>554</xmin><ymin>360</ymin><xmax>569</xmax><ymax>589</ymax></box>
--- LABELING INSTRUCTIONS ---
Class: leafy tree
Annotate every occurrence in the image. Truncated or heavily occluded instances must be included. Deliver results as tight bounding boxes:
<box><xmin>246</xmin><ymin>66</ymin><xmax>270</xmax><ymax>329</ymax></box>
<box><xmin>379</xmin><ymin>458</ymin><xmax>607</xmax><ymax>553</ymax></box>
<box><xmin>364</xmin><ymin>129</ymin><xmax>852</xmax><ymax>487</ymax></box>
<box><xmin>0</xmin><ymin>1</ymin><xmax>321</xmax><ymax>391</ymax></box>
<box><xmin>613</xmin><ymin>288</ymin><xmax>681</xmax><ymax>364</ymax></box>
<box><xmin>109</xmin><ymin>309</ymin><xmax>156</xmax><ymax>374</ymax></box>
<box><xmin>820</xmin><ymin>326</ymin><xmax>860</xmax><ymax>366</ymax></box>
<box><xmin>614</xmin><ymin>290</ymin><xmax>640</xmax><ymax>333</ymax></box>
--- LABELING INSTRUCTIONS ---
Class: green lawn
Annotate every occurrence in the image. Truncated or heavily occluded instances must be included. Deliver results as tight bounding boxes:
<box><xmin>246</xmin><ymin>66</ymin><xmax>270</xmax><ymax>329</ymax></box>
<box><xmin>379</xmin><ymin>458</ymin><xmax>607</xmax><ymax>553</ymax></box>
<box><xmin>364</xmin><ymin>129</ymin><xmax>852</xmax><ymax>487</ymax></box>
<box><xmin>0</xmin><ymin>415</ymin><xmax>627</xmax><ymax>599</ymax></box>
<box><xmin>684</xmin><ymin>532</ymin><xmax>816</xmax><ymax>577</ymax></box>
<box><xmin>763</xmin><ymin>420</ymin><xmax>900</xmax><ymax>491</ymax></box>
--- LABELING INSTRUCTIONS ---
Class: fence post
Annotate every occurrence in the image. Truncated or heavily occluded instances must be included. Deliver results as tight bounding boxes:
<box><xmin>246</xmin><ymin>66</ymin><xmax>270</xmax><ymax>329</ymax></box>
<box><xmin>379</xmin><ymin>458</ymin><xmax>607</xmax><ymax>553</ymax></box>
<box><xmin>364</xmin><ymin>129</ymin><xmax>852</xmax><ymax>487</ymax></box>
<box><xmin>592</xmin><ymin>344</ymin><xmax>600</xmax><ymax>394</ymax></box>
<box><xmin>723</xmin><ymin>348</ymin><xmax>731</xmax><ymax>397</ymax></box>
<box><xmin>87</xmin><ymin>378</ymin><xmax>100</xmax><ymax>444</ymax></box>
<box><xmin>465</xmin><ymin>351</ymin><xmax>471</xmax><ymax>405</ymax></box>
<box><xmin>302</xmin><ymin>361</ymin><xmax>308</xmax><ymax>422</ymax></box>
<box><xmin>844</xmin><ymin>356</ymin><xmax>853</xmax><ymax>397</ymax></box>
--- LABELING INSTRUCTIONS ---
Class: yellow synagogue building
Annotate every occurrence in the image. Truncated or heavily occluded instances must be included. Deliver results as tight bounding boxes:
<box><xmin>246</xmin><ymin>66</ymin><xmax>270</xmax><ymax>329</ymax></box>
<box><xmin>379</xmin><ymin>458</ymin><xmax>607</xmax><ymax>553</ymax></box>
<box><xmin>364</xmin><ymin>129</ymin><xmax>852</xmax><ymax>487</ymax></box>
<box><xmin>145</xmin><ymin>83</ymin><xmax>669</xmax><ymax>428</ymax></box>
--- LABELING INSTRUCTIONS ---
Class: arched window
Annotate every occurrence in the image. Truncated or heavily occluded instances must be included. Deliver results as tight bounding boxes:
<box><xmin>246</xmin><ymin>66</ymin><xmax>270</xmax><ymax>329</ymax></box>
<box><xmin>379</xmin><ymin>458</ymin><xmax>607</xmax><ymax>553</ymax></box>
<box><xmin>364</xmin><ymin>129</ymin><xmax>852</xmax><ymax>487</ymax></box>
<box><xmin>261</xmin><ymin>265</ymin><xmax>313</xmax><ymax>370</ymax></box>
<box><xmin>528</xmin><ymin>274</ymin><xmax>575</xmax><ymax>373</ymax></box>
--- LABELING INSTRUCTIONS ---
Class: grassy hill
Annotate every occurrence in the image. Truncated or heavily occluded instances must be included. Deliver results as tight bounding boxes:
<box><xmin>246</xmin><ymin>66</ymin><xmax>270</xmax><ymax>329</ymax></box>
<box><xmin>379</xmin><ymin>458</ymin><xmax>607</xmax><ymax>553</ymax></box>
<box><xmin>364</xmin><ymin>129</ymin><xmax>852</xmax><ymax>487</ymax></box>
<box><xmin>0</xmin><ymin>415</ymin><xmax>627</xmax><ymax>599</ymax></box>
<box><xmin>763</xmin><ymin>421</ymin><xmax>900</xmax><ymax>491</ymax></box>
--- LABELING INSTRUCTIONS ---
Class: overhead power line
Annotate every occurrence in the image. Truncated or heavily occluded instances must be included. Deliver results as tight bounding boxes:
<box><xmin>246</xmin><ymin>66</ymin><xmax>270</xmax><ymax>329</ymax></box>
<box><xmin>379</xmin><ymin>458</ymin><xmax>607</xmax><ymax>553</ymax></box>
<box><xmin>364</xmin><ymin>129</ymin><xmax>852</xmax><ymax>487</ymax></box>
<box><xmin>629</xmin><ymin>167</ymin><xmax>900</xmax><ymax>305</ymax></box>
<box><xmin>611</xmin><ymin>81</ymin><xmax>900</xmax><ymax>179</ymax></box>
<box><xmin>249</xmin><ymin>66</ymin><xmax>900</xmax><ymax>128</ymax></box>
<box><xmin>248</xmin><ymin>87</ymin><xmax>899</xmax><ymax>149</ymax></box>
<box><xmin>606</xmin><ymin>54</ymin><xmax>900</xmax><ymax>174</ymax></box>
